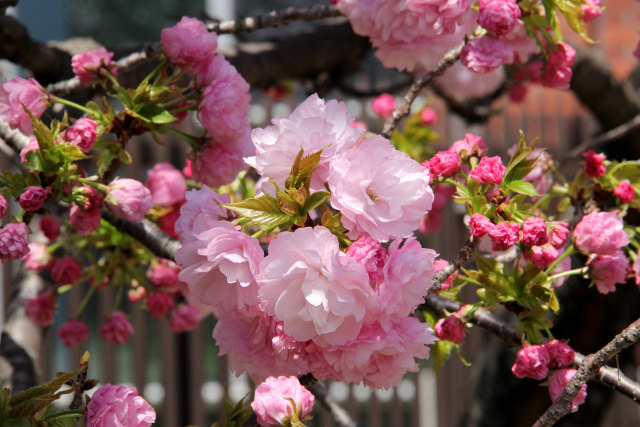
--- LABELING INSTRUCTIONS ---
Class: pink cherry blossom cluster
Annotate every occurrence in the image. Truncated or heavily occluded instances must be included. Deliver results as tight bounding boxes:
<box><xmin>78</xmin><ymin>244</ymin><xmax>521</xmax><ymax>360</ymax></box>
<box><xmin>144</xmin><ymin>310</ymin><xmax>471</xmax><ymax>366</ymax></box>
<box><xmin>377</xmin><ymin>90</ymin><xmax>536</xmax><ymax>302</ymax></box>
<box><xmin>85</xmin><ymin>383</ymin><xmax>156</xmax><ymax>426</ymax></box>
<box><xmin>251</xmin><ymin>376</ymin><xmax>314</xmax><ymax>426</ymax></box>
<box><xmin>512</xmin><ymin>341</ymin><xmax>586</xmax><ymax>412</ymax></box>
<box><xmin>71</xmin><ymin>47</ymin><xmax>118</xmax><ymax>87</ymax></box>
<box><xmin>161</xmin><ymin>17</ymin><xmax>253</xmax><ymax>188</ymax></box>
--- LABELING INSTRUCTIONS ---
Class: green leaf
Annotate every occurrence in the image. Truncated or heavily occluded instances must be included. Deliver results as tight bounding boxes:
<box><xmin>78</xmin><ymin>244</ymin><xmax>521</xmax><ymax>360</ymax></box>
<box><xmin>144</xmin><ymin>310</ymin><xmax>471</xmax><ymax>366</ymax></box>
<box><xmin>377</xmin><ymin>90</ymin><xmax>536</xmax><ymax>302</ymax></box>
<box><xmin>303</xmin><ymin>191</ymin><xmax>329</xmax><ymax>213</ymax></box>
<box><xmin>7</xmin><ymin>369</ymin><xmax>81</xmax><ymax>418</ymax></box>
<box><xmin>117</xmin><ymin>149</ymin><xmax>133</xmax><ymax>165</ymax></box>
<box><xmin>131</xmin><ymin>105</ymin><xmax>178</xmax><ymax>124</ymax></box>
<box><xmin>276</xmin><ymin>189</ymin><xmax>301</xmax><ymax>216</ymax></box>
<box><xmin>505</xmin><ymin>180</ymin><xmax>539</xmax><ymax>197</ymax></box>
<box><xmin>431</xmin><ymin>339</ymin><xmax>456</xmax><ymax>376</ymax></box>
<box><xmin>224</xmin><ymin>193</ymin><xmax>291</xmax><ymax>227</ymax></box>
<box><xmin>285</xmin><ymin>148</ymin><xmax>323</xmax><ymax>190</ymax></box>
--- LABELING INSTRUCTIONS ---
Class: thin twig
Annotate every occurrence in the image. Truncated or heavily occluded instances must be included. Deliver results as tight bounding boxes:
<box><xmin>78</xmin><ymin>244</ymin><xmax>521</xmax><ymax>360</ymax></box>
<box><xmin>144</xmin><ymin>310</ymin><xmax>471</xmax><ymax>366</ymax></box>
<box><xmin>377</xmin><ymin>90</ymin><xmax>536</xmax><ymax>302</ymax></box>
<box><xmin>208</xmin><ymin>5</ymin><xmax>342</xmax><ymax>34</ymax></box>
<box><xmin>428</xmin><ymin>236</ymin><xmax>477</xmax><ymax>295</ymax></box>
<box><xmin>381</xmin><ymin>42</ymin><xmax>465</xmax><ymax>139</ymax></box>
<box><xmin>309</xmin><ymin>382</ymin><xmax>358</xmax><ymax>427</ymax></box>
<box><xmin>532</xmin><ymin>317</ymin><xmax>640</xmax><ymax>427</ymax></box>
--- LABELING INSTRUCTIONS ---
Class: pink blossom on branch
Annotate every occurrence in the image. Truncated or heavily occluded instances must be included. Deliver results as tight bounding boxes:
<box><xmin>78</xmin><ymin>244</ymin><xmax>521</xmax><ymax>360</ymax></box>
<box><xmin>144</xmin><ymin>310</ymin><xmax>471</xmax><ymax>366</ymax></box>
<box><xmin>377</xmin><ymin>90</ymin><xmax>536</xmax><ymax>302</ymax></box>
<box><xmin>346</xmin><ymin>235</ymin><xmax>387</xmax><ymax>286</ymax></box>
<box><xmin>106</xmin><ymin>178</ymin><xmax>153</xmax><ymax>221</ymax></box>
<box><xmin>434</xmin><ymin>315</ymin><xmax>466</xmax><ymax>344</ymax></box>
<box><xmin>549</xmin><ymin>221</ymin><xmax>570</xmax><ymax>249</ymax></box>
<box><xmin>161</xmin><ymin>16</ymin><xmax>217</xmax><ymax>74</ymax></box>
<box><xmin>49</xmin><ymin>256</ymin><xmax>82</xmax><ymax>285</ymax></box>
<box><xmin>251</xmin><ymin>376</ymin><xmax>315</xmax><ymax>427</ymax></box>
<box><xmin>99</xmin><ymin>311</ymin><xmax>134</xmax><ymax>344</ymax></box>
<box><xmin>477</xmin><ymin>0</ymin><xmax>522</xmax><ymax>37</ymax></box>
<box><xmin>57</xmin><ymin>319</ymin><xmax>89</xmax><ymax>348</ymax></box>
<box><xmin>421</xmin><ymin>107</ymin><xmax>438</xmax><ymax>125</ymax></box>
<box><xmin>190</xmin><ymin>139</ymin><xmax>250</xmax><ymax>189</ymax></box>
<box><xmin>488</xmin><ymin>221</ymin><xmax>520</xmax><ymax>250</ymax></box>
<box><xmin>0</xmin><ymin>222</ymin><xmax>30</xmax><ymax>262</ymax></box>
<box><xmin>521</xmin><ymin>216</ymin><xmax>549</xmax><ymax>247</ymax></box>
<box><xmin>145</xmin><ymin>162</ymin><xmax>187</xmax><ymax>206</ymax></box>
<box><xmin>86</xmin><ymin>384</ymin><xmax>156</xmax><ymax>427</ymax></box>
<box><xmin>427</xmin><ymin>149</ymin><xmax>461</xmax><ymax>178</ymax></box>
<box><xmin>548</xmin><ymin>369</ymin><xmax>588</xmax><ymax>413</ymax></box>
<box><xmin>511</xmin><ymin>344</ymin><xmax>550</xmax><ymax>380</ymax></box>
<box><xmin>19</xmin><ymin>186</ymin><xmax>48</xmax><ymax>212</ymax></box>
<box><xmin>25</xmin><ymin>291</ymin><xmax>57</xmax><ymax>326</ymax></box>
<box><xmin>526</xmin><ymin>244</ymin><xmax>559</xmax><ymax>269</ymax></box>
<box><xmin>169</xmin><ymin>305</ymin><xmax>202</xmax><ymax>332</ymax></box>
<box><xmin>614</xmin><ymin>180</ymin><xmax>635</xmax><ymax>203</ymax></box>
<box><xmin>469</xmin><ymin>213</ymin><xmax>494</xmax><ymax>238</ymax></box>
<box><xmin>544</xmin><ymin>340</ymin><xmax>575</xmax><ymax>368</ymax></box>
<box><xmin>582</xmin><ymin>150</ymin><xmax>606</xmax><ymax>177</ymax></box>
<box><xmin>71</xmin><ymin>48</ymin><xmax>117</xmax><ymax>87</ymax></box>
<box><xmin>0</xmin><ymin>77</ymin><xmax>49</xmax><ymax>135</ymax></box>
<box><xmin>64</xmin><ymin>117</ymin><xmax>98</xmax><ymax>153</ymax></box>
<box><xmin>461</xmin><ymin>37</ymin><xmax>515</xmax><ymax>73</ymax></box>
<box><xmin>573</xmin><ymin>210</ymin><xmax>629</xmax><ymax>255</ymax></box>
<box><xmin>451</xmin><ymin>133</ymin><xmax>487</xmax><ymax>158</ymax></box>
<box><xmin>470</xmin><ymin>156</ymin><xmax>506</xmax><ymax>184</ymax></box>
<box><xmin>371</xmin><ymin>93</ymin><xmax>396</xmax><ymax>119</ymax></box>
<box><xmin>588</xmin><ymin>250</ymin><xmax>628</xmax><ymax>294</ymax></box>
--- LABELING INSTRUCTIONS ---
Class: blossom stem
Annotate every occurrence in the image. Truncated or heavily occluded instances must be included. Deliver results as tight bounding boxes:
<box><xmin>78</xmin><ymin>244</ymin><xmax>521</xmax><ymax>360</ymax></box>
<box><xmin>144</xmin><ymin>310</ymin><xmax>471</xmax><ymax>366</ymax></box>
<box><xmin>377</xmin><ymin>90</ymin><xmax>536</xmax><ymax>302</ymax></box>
<box><xmin>51</xmin><ymin>96</ymin><xmax>95</xmax><ymax>116</ymax></box>
<box><xmin>251</xmin><ymin>223</ymin><xmax>281</xmax><ymax>238</ymax></box>
<box><xmin>544</xmin><ymin>245</ymin><xmax>576</xmax><ymax>275</ymax></box>
<box><xmin>165</xmin><ymin>127</ymin><xmax>201</xmax><ymax>150</ymax></box>
<box><xmin>75</xmin><ymin>176</ymin><xmax>109</xmax><ymax>193</ymax></box>
<box><xmin>75</xmin><ymin>285</ymin><xmax>95</xmax><ymax>318</ymax></box>
<box><xmin>546</xmin><ymin>266</ymin><xmax>587</xmax><ymax>283</ymax></box>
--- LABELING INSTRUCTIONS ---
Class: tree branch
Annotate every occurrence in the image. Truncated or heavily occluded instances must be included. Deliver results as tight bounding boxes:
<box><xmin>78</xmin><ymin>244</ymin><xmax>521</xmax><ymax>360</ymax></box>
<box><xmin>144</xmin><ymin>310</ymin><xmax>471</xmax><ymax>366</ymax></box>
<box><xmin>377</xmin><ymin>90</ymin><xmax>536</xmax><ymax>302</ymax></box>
<box><xmin>208</xmin><ymin>5</ymin><xmax>342</xmax><ymax>34</ymax></box>
<box><xmin>532</xmin><ymin>317</ymin><xmax>640</xmax><ymax>427</ymax></box>
<box><xmin>381</xmin><ymin>42</ymin><xmax>465</xmax><ymax>139</ymax></box>
<box><xmin>427</xmin><ymin>236</ymin><xmax>477</xmax><ymax>295</ymax></box>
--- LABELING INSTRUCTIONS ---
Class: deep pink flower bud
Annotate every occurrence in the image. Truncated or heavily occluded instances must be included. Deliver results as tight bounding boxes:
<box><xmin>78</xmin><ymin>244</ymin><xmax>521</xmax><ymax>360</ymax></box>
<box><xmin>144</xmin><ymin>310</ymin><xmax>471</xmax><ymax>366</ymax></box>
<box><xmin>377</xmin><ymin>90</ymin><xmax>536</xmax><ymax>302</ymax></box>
<box><xmin>547</xmin><ymin>43</ymin><xmax>576</xmax><ymax>69</ymax></box>
<box><xmin>488</xmin><ymin>221</ymin><xmax>520</xmax><ymax>250</ymax></box>
<box><xmin>49</xmin><ymin>256</ymin><xmax>82</xmax><ymax>285</ymax></box>
<box><xmin>73</xmin><ymin>185</ymin><xmax>103</xmax><ymax>210</ymax></box>
<box><xmin>434</xmin><ymin>315</ymin><xmax>466</xmax><ymax>344</ymax></box>
<box><xmin>147</xmin><ymin>259</ymin><xmax>181</xmax><ymax>288</ymax></box>
<box><xmin>71</xmin><ymin>47</ymin><xmax>117</xmax><ymax>87</ymax></box>
<box><xmin>57</xmin><ymin>319</ymin><xmax>89</xmax><ymax>347</ymax></box>
<box><xmin>509</xmin><ymin>84</ymin><xmax>528</xmax><ymax>103</ymax></box>
<box><xmin>346</xmin><ymin>235</ymin><xmax>386</xmax><ymax>286</ymax></box>
<box><xmin>512</xmin><ymin>345</ymin><xmax>550</xmax><ymax>380</ymax></box>
<box><xmin>428</xmin><ymin>150</ymin><xmax>461</xmax><ymax>178</ymax></box>
<box><xmin>589</xmin><ymin>250</ymin><xmax>628</xmax><ymax>294</ymax></box>
<box><xmin>470</xmin><ymin>156</ymin><xmax>506</xmax><ymax>184</ymax></box>
<box><xmin>23</xmin><ymin>242</ymin><xmax>51</xmax><ymax>271</ymax></box>
<box><xmin>106</xmin><ymin>178</ymin><xmax>153</xmax><ymax>221</ymax></box>
<box><xmin>25</xmin><ymin>291</ymin><xmax>56</xmax><ymax>326</ymax></box>
<box><xmin>251</xmin><ymin>376</ymin><xmax>315</xmax><ymax>427</ymax></box>
<box><xmin>614</xmin><ymin>180</ymin><xmax>635</xmax><ymax>203</ymax></box>
<box><xmin>145</xmin><ymin>162</ymin><xmax>187</xmax><ymax>206</ymax></box>
<box><xmin>433</xmin><ymin>259</ymin><xmax>455</xmax><ymax>291</ymax></box>
<box><xmin>39</xmin><ymin>217</ymin><xmax>60</xmax><ymax>241</ymax></box>
<box><xmin>549</xmin><ymin>369</ymin><xmax>587</xmax><ymax>413</ymax></box>
<box><xmin>69</xmin><ymin>204</ymin><xmax>101</xmax><ymax>236</ymax></box>
<box><xmin>478</xmin><ymin>0</ymin><xmax>521</xmax><ymax>37</ymax></box>
<box><xmin>582</xmin><ymin>150</ymin><xmax>606</xmax><ymax>178</ymax></box>
<box><xmin>469</xmin><ymin>214</ymin><xmax>494</xmax><ymax>238</ymax></box>
<box><xmin>521</xmin><ymin>216</ymin><xmax>549</xmax><ymax>247</ymax></box>
<box><xmin>541</xmin><ymin>66</ymin><xmax>573</xmax><ymax>89</ymax></box>
<box><xmin>65</xmin><ymin>117</ymin><xmax>98</xmax><ymax>153</ymax></box>
<box><xmin>451</xmin><ymin>133</ymin><xmax>487</xmax><ymax>157</ymax></box>
<box><xmin>19</xmin><ymin>186</ymin><xmax>48</xmax><ymax>212</ymax></box>
<box><xmin>550</xmin><ymin>222</ymin><xmax>570</xmax><ymax>249</ymax></box>
<box><xmin>526</xmin><ymin>245</ymin><xmax>559</xmax><ymax>269</ymax></box>
<box><xmin>461</xmin><ymin>37</ymin><xmax>514</xmax><ymax>73</ymax></box>
<box><xmin>182</xmin><ymin>159</ymin><xmax>192</xmax><ymax>178</ymax></box>
<box><xmin>544</xmin><ymin>340</ymin><xmax>575</xmax><ymax>368</ymax></box>
<box><xmin>573</xmin><ymin>211</ymin><xmax>628</xmax><ymax>255</ymax></box>
<box><xmin>420</xmin><ymin>107</ymin><xmax>438</xmax><ymax>125</ymax></box>
<box><xmin>0</xmin><ymin>77</ymin><xmax>48</xmax><ymax>135</ymax></box>
<box><xmin>371</xmin><ymin>94</ymin><xmax>396</xmax><ymax>119</ymax></box>
<box><xmin>0</xmin><ymin>222</ymin><xmax>30</xmax><ymax>261</ymax></box>
<box><xmin>128</xmin><ymin>285</ymin><xmax>146</xmax><ymax>303</ymax></box>
<box><xmin>158</xmin><ymin>207</ymin><xmax>181</xmax><ymax>239</ymax></box>
<box><xmin>86</xmin><ymin>384</ymin><xmax>155</xmax><ymax>427</ymax></box>
<box><xmin>147</xmin><ymin>292</ymin><xmax>174</xmax><ymax>318</ymax></box>
<box><xmin>99</xmin><ymin>311</ymin><xmax>134</xmax><ymax>344</ymax></box>
<box><xmin>0</xmin><ymin>194</ymin><xmax>7</xmax><ymax>218</ymax></box>
<box><xmin>582</xmin><ymin>0</ymin><xmax>602</xmax><ymax>22</ymax></box>
<box><xmin>169</xmin><ymin>305</ymin><xmax>201</xmax><ymax>332</ymax></box>
<box><xmin>161</xmin><ymin>16</ymin><xmax>217</xmax><ymax>75</ymax></box>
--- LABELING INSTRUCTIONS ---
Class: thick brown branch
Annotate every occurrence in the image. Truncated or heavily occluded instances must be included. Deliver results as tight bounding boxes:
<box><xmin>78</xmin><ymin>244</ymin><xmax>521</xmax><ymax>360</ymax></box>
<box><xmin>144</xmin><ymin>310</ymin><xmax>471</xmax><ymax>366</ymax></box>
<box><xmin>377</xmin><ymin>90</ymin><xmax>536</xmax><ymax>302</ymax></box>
<box><xmin>532</xmin><ymin>317</ymin><xmax>640</xmax><ymax>427</ymax></box>
<box><xmin>208</xmin><ymin>5</ymin><xmax>342</xmax><ymax>34</ymax></box>
<box><xmin>381</xmin><ymin>42</ymin><xmax>464</xmax><ymax>139</ymax></box>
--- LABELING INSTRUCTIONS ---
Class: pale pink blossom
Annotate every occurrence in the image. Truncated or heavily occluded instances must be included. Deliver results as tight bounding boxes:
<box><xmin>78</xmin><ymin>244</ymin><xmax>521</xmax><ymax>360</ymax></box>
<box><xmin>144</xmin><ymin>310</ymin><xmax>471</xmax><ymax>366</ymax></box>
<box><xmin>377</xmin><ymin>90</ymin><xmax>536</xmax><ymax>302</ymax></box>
<box><xmin>71</xmin><ymin>48</ymin><xmax>117</xmax><ymax>87</ymax></box>
<box><xmin>23</xmin><ymin>242</ymin><xmax>51</xmax><ymax>271</ymax></box>
<box><xmin>511</xmin><ymin>345</ymin><xmax>550</xmax><ymax>380</ymax></box>
<box><xmin>161</xmin><ymin>16</ymin><xmax>217</xmax><ymax>74</ymax></box>
<box><xmin>614</xmin><ymin>180</ymin><xmax>635</xmax><ymax>203</ymax></box>
<box><xmin>19</xmin><ymin>186</ymin><xmax>48</xmax><ymax>212</ymax></box>
<box><xmin>258</xmin><ymin>226</ymin><xmax>373</xmax><ymax>346</ymax></box>
<box><xmin>247</xmin><ymin>94</ymin><xmax>364</xmax><ymax>191</ymax></box>
<box><xmin>582</xmin><ymin>0</ymin><xmax>602</xmax><ymax>22</ymax></box>
<box><xmin>176</xmin><ymin>220</ymin><xmax>263</xmax><ymax>317</ymax></box>
<box><xmin>470</xmin><ymin>156</ymin><xmax>506</xmax><ymax>184</ymax></box>
<box><xmin>521</xmin><ymin>217</ymin><xmax>549</xmax><ymax>247</ymax></box>
<box><xmin>328</xmin><ymin>136</ymin><xmax>433</xmax><ymax>242</ymax></box>
<box><xmin>174</xmin><ymin>186</ymin><xmax>231</xmax><ymax>242</ymax></box>
<box><xmin>106</xmin><ymin>178</ymin><xmax>153</xmax><ymax>221</ymax></box>
<box><xmin>477</xmin><ymin>0</ymin><xmax>521</xmax><ymax>37</ymax></box>
<box><xmin>461</xmin><ymin>37</ymin><xmax>514</xmax><ymax>73</ymax></box>
<box><xmin>40</xmin><ymin>217</ymin><xmax>60</xmax><ymax>241</ymax></box>
<box><xmin>57</xmin><ymin>319</ymin><xmax>89</xmax><ymax>347</ymax></box>
<box><xmin>421</xmin><ymin>107</ymin><xmax>438</xmax><ymax>125</ymax></box>
<box><xmin>147</xmin><ymin>292</ymin><xmax>174</xmax><ymax>318</ymax></box>
<box><xmin>469</xmin><ymin>214</ymin><xmax>494</xmax><ymax>238</ymax></box>
<box><xmin>69</xmin><ymin>204</ymin><xmax>101</xmax><ymax>236</ymax></box>
<box><xmin>527</xmin><ymin>245</ymin><xmax>559</xmax><ymax>269</ymax></box>
<box><xmin>0</xmin><ymin>222</ymin><xmax>30</xmax><ymax>262</ymax></box>
<box><xmin>583</xmin><ymin>150</ymin><xmax>606</xmax><ymax>178</ymax></box>
<box><xmin>488</xmin><ymin>222</ymin><xmax>520</xmax><ymax>250</ymax></box>
<box><xmin>374</xmin><ymin>238</ymin><xmax>437</xmax><ymax>323</ymax></box>
<box><xmin>550</xmin><ymin>221</ymin><xmax>570</xmax><ymax>249</ymax></box>
<box><xmin>434</xmin><ymin>315</ymin><xmax>466</xmax><ymax>344</ymax></box>
<box><xmin>147</xmin><ymin>259</ymin><xmax>181</xmax><ymax>289</ymax></box>
<box><xmin>65</xmin><ymin>117</ymin><xmax>98</xmax><ymax>153</ymax></box>
<box><xmin>589</xmin><ymin>250</ymin><xmax>628</xmax><ymax>294</ymax></box>
<box><xmin>128</xmin><ymin>286</ymin><xmax>146</xmax><ymax>303</ymax></box>
<box><xmin>251</xmin><ymin>376</ymin><xmax>315</xmax><ymax>426</ymax></box>
<box><xmin>573</xmin><ymin>211</ymin><xmax>628</xmax><ymax>255</ymax></box>
<box><xmin>145</xmin><ymin>162</ymin><xmax>187</xmax><ymax>206</ymax></box>
<box><xmin>318</xmin><ymin>317</ymin><xmax>435</xmax><ymax>389</ymax></box>
<box><xmin>190</xmin><ymin>139</ymin><xmax>250</xmax><ymax>188</ymax></box>
<box><xmin>50</xmin><ymin>256</ymin><xmax>82</xmax><ymax>285</ymax></box>
<box><xmin>86</xmin><ymin>384</ymin><xmax>156</xmax><ymax>427</ymax></box>
<box><xmin>197</xmin><ymin>66</ymin><xmax>251</xmax><ymax>143</ymax></box>
<box><xmin>428</xmin><ymin>150</ymin><xmax>460</xmax><ymax>178</ymax></box>
<box><xmin>371</xmin><ymin>94</ymin><xmax>396</xmax><ymax>119</ymax></box>
<box><xmin>0</xmin><ymin>194</ymin><xmax>6</xmax><ymax>219</ymax></box>
<box><xmin>99</xmin><ymin>311</ymin><xmax>134</xmax><ymax>344</ymax></box>
<box><xmin>25</xmin><ymin>291</ymin><xmax>56</xmax><ymax>326</ymax></box>
<box><xmin>549</xmin><ymin>369</ymin><xmax>587</xmax><ymax>413</ymax></box>
<box><xmin>0</xmin><ymin>77</ymin><xmax>48</xmax><ymax>135</ymax></box>
<box><xmin>346</xmin><ymin>235</ymin><xmax>386</xmax><ymax>286</ymax></box>
<box><xmin>544</xmin><ymin>340</ymin><xmax>575</xmax><ymax>368</ymax></box>
<box><xmin>451</xmin><ymin>133</ymin><xmax>487</xmax><ymax>157</ymax></box>
<box><xmin>169</xmin><ymin>305</ymin><xmax>201</xmax><ymax>332</ymax></box>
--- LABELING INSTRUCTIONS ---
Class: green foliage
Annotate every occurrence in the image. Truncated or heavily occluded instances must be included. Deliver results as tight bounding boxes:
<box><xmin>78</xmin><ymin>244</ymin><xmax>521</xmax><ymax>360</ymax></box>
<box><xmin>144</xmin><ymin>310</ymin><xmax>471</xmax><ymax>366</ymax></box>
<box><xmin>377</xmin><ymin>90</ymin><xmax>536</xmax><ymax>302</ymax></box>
<box><xmin>212</xmin><ymin>394</ymin><xmax>253</xmax><ymax>427</ymax></box>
